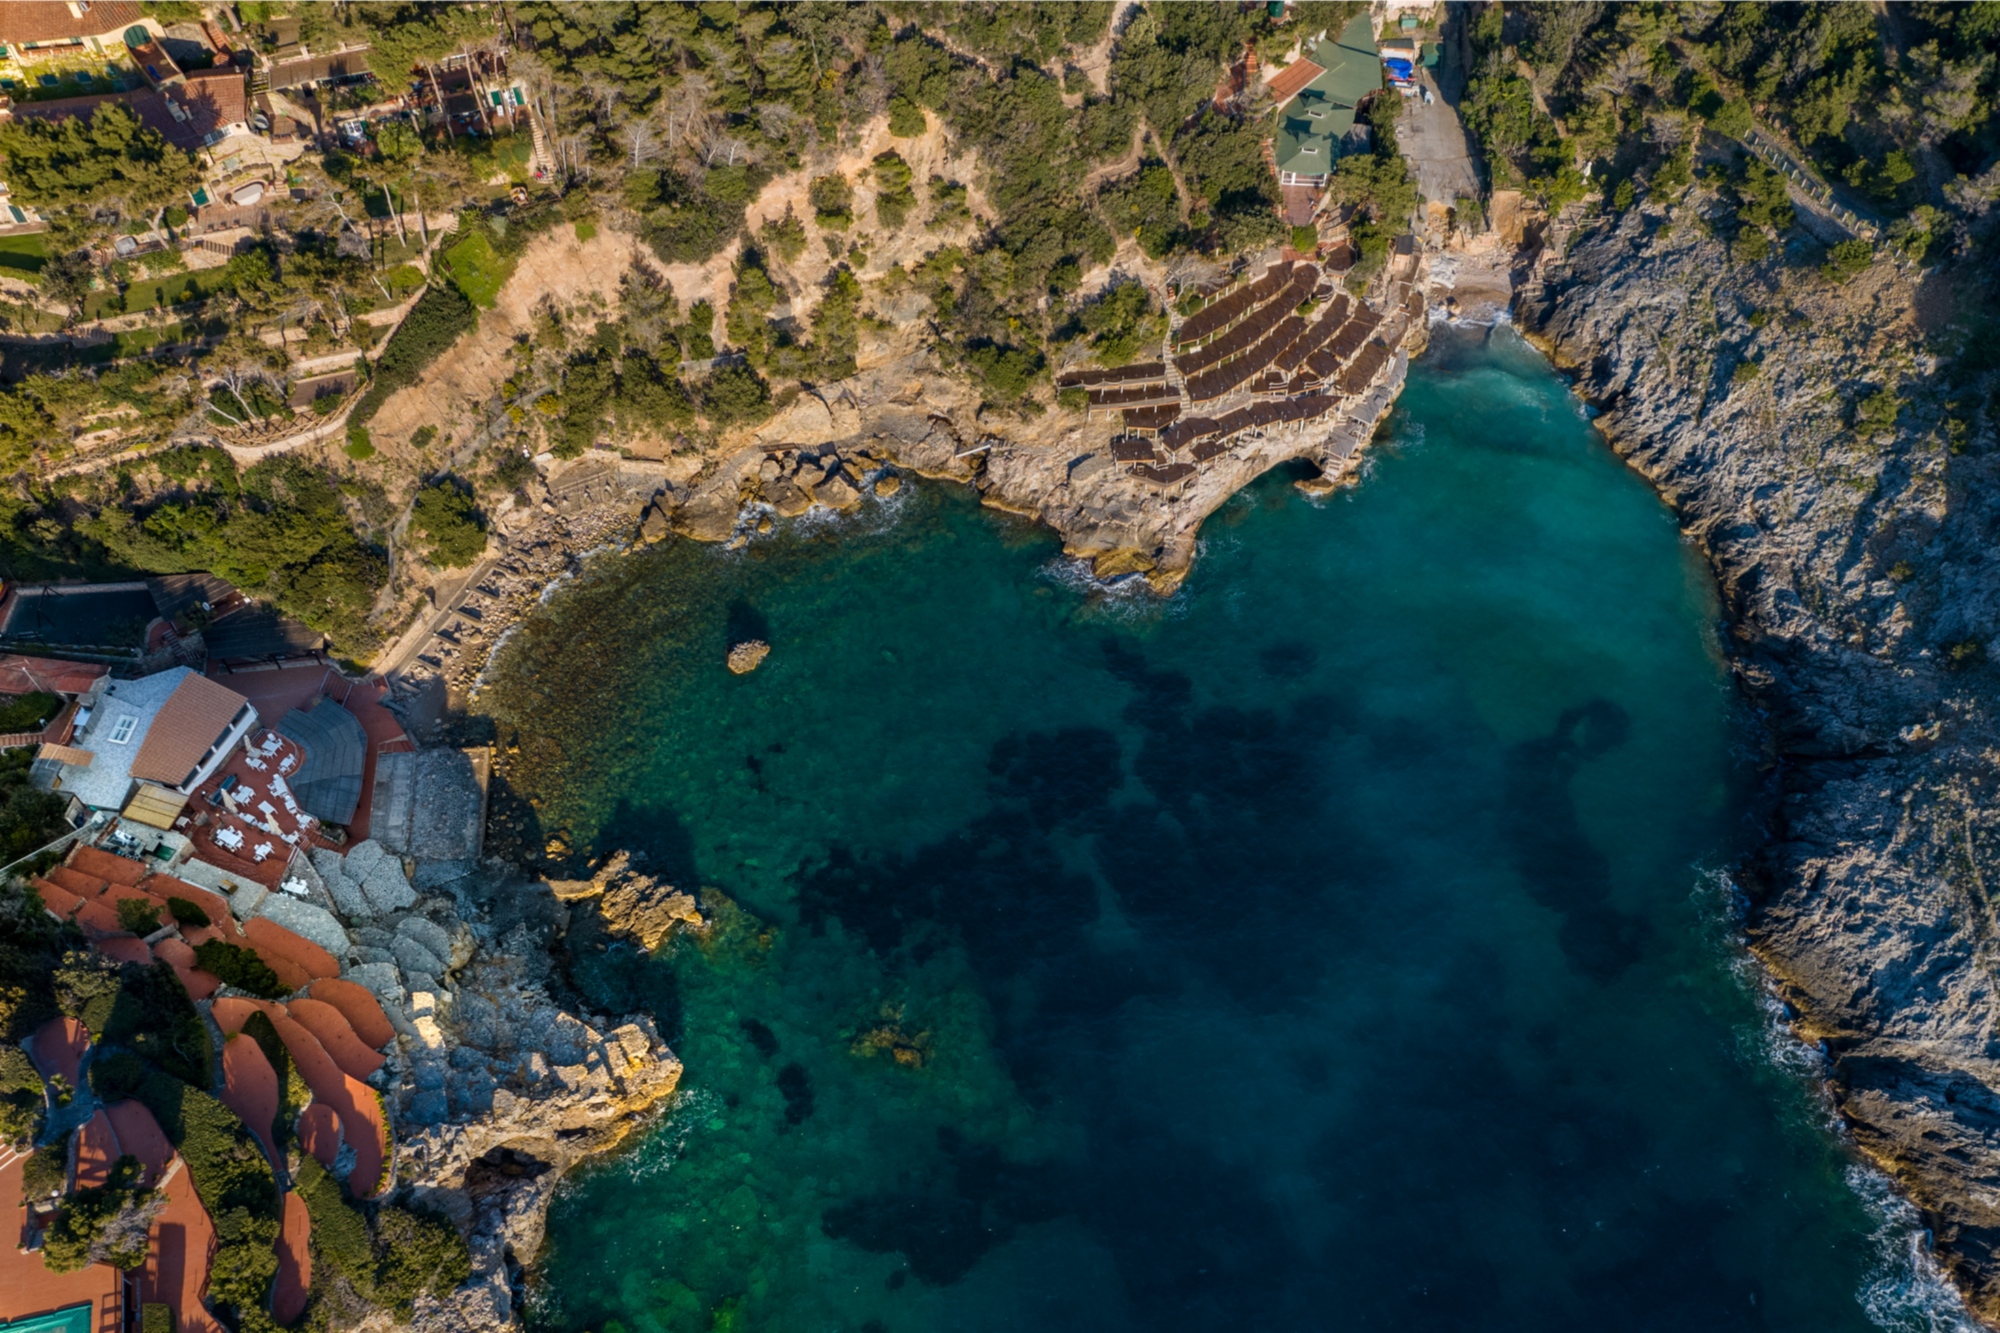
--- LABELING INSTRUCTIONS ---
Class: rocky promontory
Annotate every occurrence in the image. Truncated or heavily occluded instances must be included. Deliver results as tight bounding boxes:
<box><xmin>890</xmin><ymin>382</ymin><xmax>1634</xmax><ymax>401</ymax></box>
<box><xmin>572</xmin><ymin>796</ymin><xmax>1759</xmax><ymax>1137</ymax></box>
<box><xmin>1519</xmin><ymin>210</ymin><xmax>2000</xmax><ymax>1317</ymax></box>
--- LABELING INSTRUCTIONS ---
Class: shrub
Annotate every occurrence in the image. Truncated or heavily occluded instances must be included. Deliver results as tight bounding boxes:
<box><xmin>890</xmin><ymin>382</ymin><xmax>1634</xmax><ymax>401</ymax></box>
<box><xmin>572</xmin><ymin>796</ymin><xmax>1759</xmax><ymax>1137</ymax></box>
<box><xmin>192</xmin><ymin>940</ymin><xmax>289</xmax><ymax>999</ymax></box>
<box><xmin>53</xmin><ymin>946</ymin><xmax>121</xmax><ymax>1019</ymax></box>
<box><xmin>1732</xmin><ymin>360</ymin><xmax>1762</xmax><ymax>384</ymax></box>
<box><xmin>410</xmin><ymin>481</ymin><xmax>487</xmax><ymax>570</ymax></box>
<box><xmin>1290</xmin><ymin>224</ymin><xmax>1318</xmax><ymax>253</ymax></box>
<box><xmin>1947</xmin><ymin>639</ymin><xmax>1986</xmax><ymax>669</ymax></box>
<box><xmin>761</xmin><ymin>208</ymin><xmax>808</xmax><ymax>264</ymax></box>
<box><xmin>88</xmin><ymin>1050</ymin><xmax>146</xmax><ymax>1102</ymax></box>
<box><xmin>236</xmin><ymin>1013</ymin><xmax>300</xmax><ymax>1150</ymax></box>
<box><xmin>41</xmin><ymin>1154</ymin><xmax>149</xmax><ymax>1272</ymax></box>
<box><xmin>0</xmin><ymin>1045</ymin><xmax>43</xmax><ymax>1144</ymax></box>
<box><xmin>1821</xmin><ymin>238</ymin><xmax>1874</xmax><ymax>283</ymax></box>
<box><xmin>873</xmin><ymin>152</ymin><xmax>917</xmax><ymax>231</ymax></box>
<box><xmin>927</xmin><ymin>178</ymin><xmax>970</xmax><ymax>231</ymax></box>
<box><xmin>101</xmin><ymin>963</ymin><xmax>209</xmax><ymax>1086</ymax></box>
<box><xmin>142</xmin><ymin>1306</ymin><xmax>172</xmax><ymax>1333</ymax></box>
<box><xmin>1057</xmin><ymin>385</ymin><xmax>1088</xmax><ymax>411</ymax></box>
<box><xmin>887</xmin><ymin>96</ymin><xmax>928</xmax><ymax>138</ymax></box>
<box><xmin>966</xmin><ymin>344</ymin><xmax>1041</xmax><ymax>401</ymax></box>
<box><xmin>700</xmin><ymin>363</ymin><xmax>772</xmax><ymax>427</ymax></box>
<box><xmin>208</xmin><ymin>1205</ymin><xmax>280</xmax><ymax>1313</ymax></box>
<box><xmin>1611</xmin><ymin>179</ymin><xmax>1635</xmax><ymax>211</ymax></box>
<box><xmin>1076</xmin><ymin>283</ymin><xmax>1164</xmax><ymax>367</ymax></box>
<box><xmin>809</xmin><ymin>174</ymin><xmax>854</xmax><ymax>230</ymax></box>
<box><xmin>116</xmin><ymin>897</ymin><xmax>162</xmax><ymax>935</ymax></box>
<box><xmin>1730</xmin><ymin>229</ymin><xmax>1770</xmax><ymax>264</ymax></box>
<box><xmin>20</xmin><ymin>1135</ymin><xmax>67</xmax><ymax>1197</ymax></box>
<box><xmin>681</xmin><ymin>300</ymin><xmax>716</xmax><ymax>361</ymax></box>
<box><xmin>344</xmin><ymin>424</ymin><xmax>376</xmax><ymax>461</ymax></box>
<box><xmin>631</xmin><ymin>166</ymin><xmax>763</xmax><ymax>265</ymax></box>
<box><xmin>372</xmin><ymin>1203</ymin><xmax>472</xmax><ymax>1318</ymax></box>
<box><xmin>296</xmin><ymin>1156</ymin><xmax>371</xmax><ymax>1277</ymax></box>
<box><xmin>0</xmin><ymin>691</ymin><xmax>59</xmax><ymax>731</ymax></box>
<box><xmin>296</xmin><ymin>1156</ymin><xmax>468</xmax><ymax>1316</ymax></box>
<box><xmin>131</xmin><ymin>1067</ymin><xmax>276</xmax><ymax>1250</ymax></box>
<box><xmin>1855</xmin><ymin>387</ymin><xmax>1904</xmax><ymax>435</ymax></box>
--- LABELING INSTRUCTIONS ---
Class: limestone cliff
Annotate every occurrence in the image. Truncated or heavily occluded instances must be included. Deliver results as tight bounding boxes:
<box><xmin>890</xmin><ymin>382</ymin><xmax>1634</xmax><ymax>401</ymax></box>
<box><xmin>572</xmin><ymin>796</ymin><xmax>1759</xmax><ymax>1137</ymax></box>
<box><xmin>1518</xmin><ymin>211</ymin><xmax>2000</xmax><ymax>1319</ymax></box>
<box><xmin>273</xmin><ymin>840</ymin><xmax>681</xmax><ymax>1333</ymax></box>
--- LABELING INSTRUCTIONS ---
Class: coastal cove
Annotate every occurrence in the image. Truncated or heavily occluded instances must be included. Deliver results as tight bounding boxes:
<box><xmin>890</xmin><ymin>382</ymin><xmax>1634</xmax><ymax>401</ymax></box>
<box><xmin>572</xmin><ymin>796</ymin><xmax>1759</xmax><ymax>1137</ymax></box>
<box><xmin>480</xmin><ymin>327</ymin><xmax>1964</xmax><ymax>1332</ymax></box>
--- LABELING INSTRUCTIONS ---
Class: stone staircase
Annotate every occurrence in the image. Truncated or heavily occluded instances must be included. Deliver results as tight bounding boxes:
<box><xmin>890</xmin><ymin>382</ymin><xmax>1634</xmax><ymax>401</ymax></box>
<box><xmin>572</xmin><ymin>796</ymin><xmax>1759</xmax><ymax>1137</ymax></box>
<box><xmin>1740</xmin><ymin>124</ymin><xmax>1880</xmax><ymax>241</ymax></box>
<box><xmin>525</xmin><ymin>102</ymin><xmax>557</xmax><ymax>180</ymax></box>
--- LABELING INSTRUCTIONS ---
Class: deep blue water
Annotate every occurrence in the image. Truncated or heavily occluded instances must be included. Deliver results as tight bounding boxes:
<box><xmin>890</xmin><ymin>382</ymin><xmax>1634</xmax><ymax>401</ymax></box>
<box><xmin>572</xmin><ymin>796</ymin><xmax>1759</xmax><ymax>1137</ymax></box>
<box><xmin>482</xmin><ymin>327</ymin><xmax>1966</xmax><ymax>1332</ymax></box>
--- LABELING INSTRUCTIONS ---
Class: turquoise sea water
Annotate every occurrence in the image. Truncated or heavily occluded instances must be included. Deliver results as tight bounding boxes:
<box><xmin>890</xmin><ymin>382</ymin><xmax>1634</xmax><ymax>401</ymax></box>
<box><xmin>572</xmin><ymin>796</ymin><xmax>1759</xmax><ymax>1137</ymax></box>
<box><xmin>484</xmin><ymin>327</ymin><xmax>1965</xmax><ymax>1332</ymax></box>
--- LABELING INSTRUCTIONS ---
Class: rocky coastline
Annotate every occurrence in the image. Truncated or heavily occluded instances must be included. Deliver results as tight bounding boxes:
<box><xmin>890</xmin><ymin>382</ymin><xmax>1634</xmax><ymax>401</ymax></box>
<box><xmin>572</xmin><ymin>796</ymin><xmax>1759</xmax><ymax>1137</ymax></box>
<box><xmin>1516</xmin><ymin>210</ymin><xmax>2000</xmax><ymax>1320</ymax></box>
<box><xmin>363</xmin><ymin>255</ymin><xmax>1439</xmax><ymax>1333</ymax></box>
<box><xmin>386</xmin><ymin>214</ymin><xmax>2000</xmax><ymax>1328</ymax></box>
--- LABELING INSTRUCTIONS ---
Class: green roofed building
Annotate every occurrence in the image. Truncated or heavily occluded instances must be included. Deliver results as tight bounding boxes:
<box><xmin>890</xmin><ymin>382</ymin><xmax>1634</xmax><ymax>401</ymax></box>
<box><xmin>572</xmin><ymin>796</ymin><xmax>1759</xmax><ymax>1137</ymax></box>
<box><xmin>1271</xmin><ymin>12</ymin><xmax>1380</xmax><ymax>188</ymax></box>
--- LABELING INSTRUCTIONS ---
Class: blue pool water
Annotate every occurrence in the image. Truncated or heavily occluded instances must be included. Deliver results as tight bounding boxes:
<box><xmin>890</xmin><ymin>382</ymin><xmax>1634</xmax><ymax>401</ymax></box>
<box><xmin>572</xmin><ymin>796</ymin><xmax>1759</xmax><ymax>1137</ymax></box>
<box><xmin>483</xmin><ymin>327</ymin><xmax>1966</xmax><ymax>1332</ymax></box>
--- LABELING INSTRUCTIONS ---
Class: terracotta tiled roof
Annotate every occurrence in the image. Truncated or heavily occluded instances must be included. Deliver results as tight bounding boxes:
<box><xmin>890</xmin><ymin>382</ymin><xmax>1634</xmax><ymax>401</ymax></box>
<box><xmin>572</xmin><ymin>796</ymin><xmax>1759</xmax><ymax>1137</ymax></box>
<box><xmin>183</xmin><ymin>64</ymin><xmax>247</xmax><ymax>130</ymax></box>
<box><xmin>10</xmin><ymin>72</ymin><xmax>245</xmax><ymax>154</ymax></box>
<box><xmin>129</xmin><ymin>671</ymin><xmax>251</xmax><ymax>787</ymax></box>
<box><xmin>0</xmin><ymin>1</ymin><xmax>145</xmax><ymax>46</ymax></box>
<box><xmin>1267</xmin><ymin>58</ymin><xmax>1325</xmax><ymax>105</ymax></box>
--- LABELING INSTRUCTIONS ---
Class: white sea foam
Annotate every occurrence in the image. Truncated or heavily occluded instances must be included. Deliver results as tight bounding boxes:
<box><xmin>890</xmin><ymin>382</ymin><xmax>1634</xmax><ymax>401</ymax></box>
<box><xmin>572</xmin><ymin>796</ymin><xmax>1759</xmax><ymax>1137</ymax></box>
<box><xmin>1852</xmin><ymin>1166</ymin><xmax>1984</xmax><ymax>1332</ymax></box>
<box><xmin>1691</xmin><ymin>866</ymin><xmax>1981</xmax><ymax>1330</ymax></box>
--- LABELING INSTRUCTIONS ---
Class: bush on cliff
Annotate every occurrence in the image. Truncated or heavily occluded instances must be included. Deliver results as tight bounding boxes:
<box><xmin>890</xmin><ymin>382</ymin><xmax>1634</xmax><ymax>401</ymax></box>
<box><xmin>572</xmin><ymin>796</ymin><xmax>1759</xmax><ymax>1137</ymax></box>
<box><xmin>351</xmin><ymin>284</ymin><xmax>478</xmax><ymax>428</ymax></box>
<box><xmin>410</xmin><ymin>480</ymin><xmax>488</xmax><ymax>570</ymax></box>
<box><xmin>1821</xmin><ymin>238</ymin><xmax>1875</xmax><ymax>283</ymax></box>
<box><xmin>296</xmin><ymin>1156</ymin><xmax>469</xmax><ymax>1317</ymax></box>
<box><xmin>192</xmin><ymin>939</ymin><xmax>289</xmax><ymax>999</ymax></box>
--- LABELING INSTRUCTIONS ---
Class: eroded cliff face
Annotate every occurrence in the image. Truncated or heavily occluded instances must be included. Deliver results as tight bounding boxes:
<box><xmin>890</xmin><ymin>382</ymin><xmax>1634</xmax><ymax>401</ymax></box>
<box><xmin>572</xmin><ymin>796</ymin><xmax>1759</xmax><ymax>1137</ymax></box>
<box><xmin>1519</xmin><ymin>212</ymin><xmax>2000</xmax><ymax>1320</ymax></box>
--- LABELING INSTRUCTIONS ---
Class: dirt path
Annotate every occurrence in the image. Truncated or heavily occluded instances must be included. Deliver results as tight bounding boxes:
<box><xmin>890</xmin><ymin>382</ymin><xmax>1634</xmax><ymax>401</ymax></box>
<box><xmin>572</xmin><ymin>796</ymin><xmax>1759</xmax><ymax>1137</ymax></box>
<box><xmin>1072</xmin><ymin>0</ymin><xmax>1142</xmax><ymax>95</ymax></box>
<box><xmin>1080</xmin><ymin>122</ymin><xmax>1148</xmax><ymax>191</ymax></box>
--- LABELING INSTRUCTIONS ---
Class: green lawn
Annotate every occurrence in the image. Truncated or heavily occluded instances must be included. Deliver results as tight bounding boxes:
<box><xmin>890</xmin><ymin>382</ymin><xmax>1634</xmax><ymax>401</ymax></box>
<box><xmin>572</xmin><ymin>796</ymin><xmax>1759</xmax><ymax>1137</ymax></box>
<box><xmin>84</xmin><ymin>271</ymin><xmax>229</xmax><ymax>321</ymax></box>
<box><xmin>0</xmin><ymin>234</ymin><xmax>48</xmax><ymax>276</ymax></box>
<box><xmin>440</xmin><ymin>226</ymin><xmax>514</xmax><ymax>309</ymax></box>
<box><xmin>453</xmin><ymin>130</ymin><xmax>534</xmax><ymax>184</ymax></box>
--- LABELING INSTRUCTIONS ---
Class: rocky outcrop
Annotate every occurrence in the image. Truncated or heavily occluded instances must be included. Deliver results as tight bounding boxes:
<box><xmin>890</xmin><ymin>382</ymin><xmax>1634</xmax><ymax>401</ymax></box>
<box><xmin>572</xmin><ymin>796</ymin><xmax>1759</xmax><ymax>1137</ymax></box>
<box><xmin>1519</xmin><ymin>211</ymin><xmax>2000</xmax><ymax>1319</ymax></box>
<box><xmin>395</xmin><ymin>927</ymin><xmax>679</xmax><ymax>1333</ymax></box>
<box><xmin>548</xmin><ymin>852</ymin><xmax>705</xmax><ymax>952</ymax></box>
<box><xmin>232</xmin><ymin>813</ymin><xmax>682</xmax><ymax>1333</ymax></box>
<box><xmin>726</xmin><ymin>639</ymin><xmax>771</xmax><ymax>674</ymax></box>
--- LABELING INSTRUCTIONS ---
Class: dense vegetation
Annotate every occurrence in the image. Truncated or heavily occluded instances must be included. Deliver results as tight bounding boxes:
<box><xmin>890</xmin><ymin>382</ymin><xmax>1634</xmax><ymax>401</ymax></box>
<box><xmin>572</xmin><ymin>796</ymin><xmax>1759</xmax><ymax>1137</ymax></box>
<box><xmin>0</xmin><ymin>748</ymin><xmax>71</xmax><ymax>861</ymax></box>
<box><xmin>409</xmin><ymin>480</ymin><xmax>488</xmax><ymax>569</ymax></box>
<box><xmin>1462</xmin><ymin>0</ymin><xmax>2000</xmax><ymax>241</ymax></box>
<box><xmin>0</xmin><ymin>0</ymin><xmax>1411</xmax><ymax>656</ymax></box>
<box><xmin>297</xmin><ymin>1155</ymin><xmax>471</xmax><ymax>1321</ymax></box>
<box><xmin>76</xmin><ymin>455</ymin><xmax>388</xmax><ymax>651</ymax></box>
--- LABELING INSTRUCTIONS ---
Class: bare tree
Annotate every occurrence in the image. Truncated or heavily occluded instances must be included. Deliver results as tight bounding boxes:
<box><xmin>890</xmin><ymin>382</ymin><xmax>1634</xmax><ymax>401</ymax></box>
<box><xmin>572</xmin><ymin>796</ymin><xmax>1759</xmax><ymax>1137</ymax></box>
<box><xmin>664</xmin><ymin>72</ymin><xmax>716</xmax><ymax>157</ymax></box>
<box><xmin>696</xmin><ymin>118</ymin><xmax>746</xmax><ymax>168</ymax></box>
<box><xmin>624</xmin><ymin>117</ymin><xmax>664</xmax><ymax>170</ymax></box>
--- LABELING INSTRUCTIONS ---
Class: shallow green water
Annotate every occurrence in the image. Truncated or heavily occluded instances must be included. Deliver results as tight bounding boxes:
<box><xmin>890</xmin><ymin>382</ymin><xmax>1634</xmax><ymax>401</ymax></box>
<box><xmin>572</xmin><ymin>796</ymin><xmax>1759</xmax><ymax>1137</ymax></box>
<box><xmin>484</xmin><ymin>327</ymin><xmax>1966</xmax><ymax>1332</ymax></box>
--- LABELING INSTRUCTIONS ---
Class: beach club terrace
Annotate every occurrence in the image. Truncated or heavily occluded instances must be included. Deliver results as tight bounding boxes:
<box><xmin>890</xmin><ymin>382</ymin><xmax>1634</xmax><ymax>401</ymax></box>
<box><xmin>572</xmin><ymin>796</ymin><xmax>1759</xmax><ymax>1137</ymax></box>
<box><xmin>1068</xmin><ymin>249</ymin><xmax>1417</xmax><ymax>485</ymax></box>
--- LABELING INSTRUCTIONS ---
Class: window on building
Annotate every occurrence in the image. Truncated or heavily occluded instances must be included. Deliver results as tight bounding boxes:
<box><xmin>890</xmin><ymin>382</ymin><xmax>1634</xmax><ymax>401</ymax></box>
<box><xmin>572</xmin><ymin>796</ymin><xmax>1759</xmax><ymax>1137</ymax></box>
<box><xmin>106</xmin><ymin>714</ymin><xmax>137</xmax><ymax>744</ymax></box>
